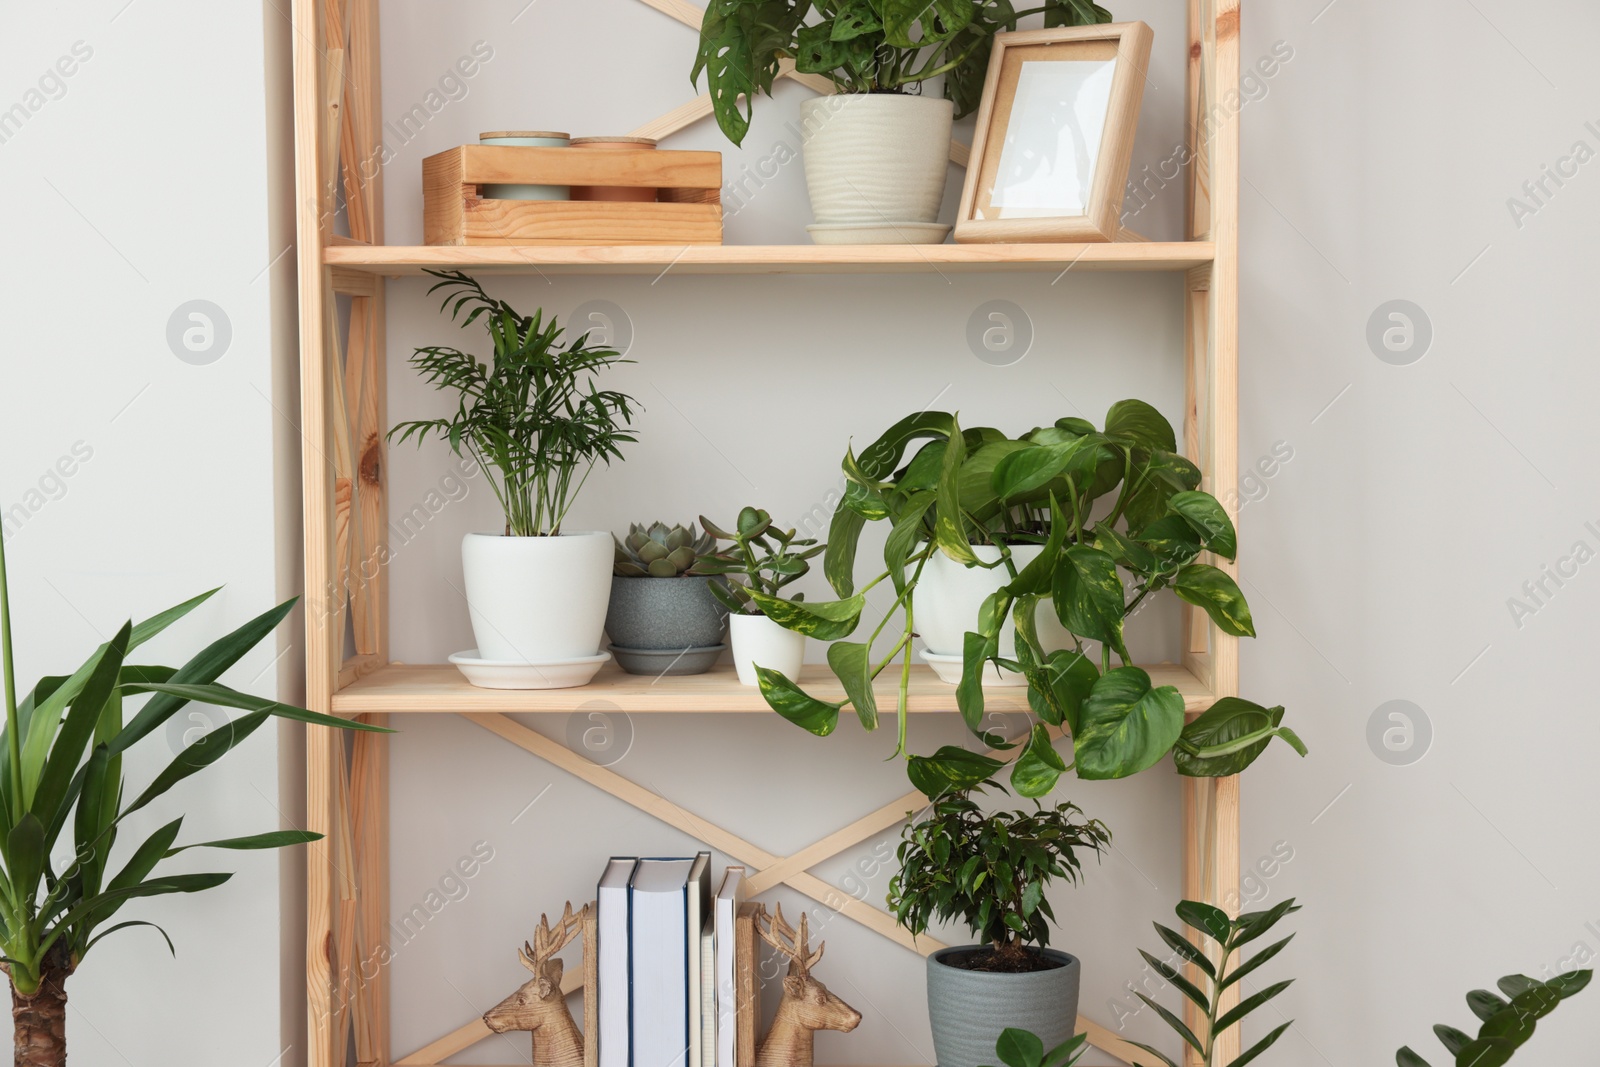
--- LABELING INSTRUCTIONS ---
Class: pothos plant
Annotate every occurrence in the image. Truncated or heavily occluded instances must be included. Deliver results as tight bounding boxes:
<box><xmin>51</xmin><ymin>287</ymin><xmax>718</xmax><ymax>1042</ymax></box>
<box><xmin>741</xmin><ymin>405</ymin><xmax>1306</xmax><ymax>798</ymax></box>
<box><xmin>692</xmin><ymin>0</ymin><xmax>1113</xmax><ymax>145</ymax></box>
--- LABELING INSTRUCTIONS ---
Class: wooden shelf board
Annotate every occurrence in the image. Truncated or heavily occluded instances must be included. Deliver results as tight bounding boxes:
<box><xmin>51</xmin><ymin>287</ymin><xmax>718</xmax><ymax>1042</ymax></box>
<box><xmin>322</xmin><ymin>241</ymin><xmax>1215</xmax><ymax>276</ymax></box>
<box><xmin>331</xmin><ymin>662</ymin><xmax>1212</xmax><ymax>715</ymax></box>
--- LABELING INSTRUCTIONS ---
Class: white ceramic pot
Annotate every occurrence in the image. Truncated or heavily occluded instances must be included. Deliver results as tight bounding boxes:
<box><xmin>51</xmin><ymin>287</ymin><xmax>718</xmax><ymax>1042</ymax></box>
<box><xmin>728</xmin><ymin>613</ymin><xmax>807</xmax><ymax>688</ymax></box>
<box><xmin>799</xmin><ymin>93</ymin><xmax>953</xmax><ymax>239</ymax></box>
<box><xmin>460</xmin><ymin>531</ymin><xmax>613</xmax><ymax>663</ymax></box>
<box><xmin>915</xmin><ymin>545</ymin><xmax>1072</xmax><ymax>665</ymax></box>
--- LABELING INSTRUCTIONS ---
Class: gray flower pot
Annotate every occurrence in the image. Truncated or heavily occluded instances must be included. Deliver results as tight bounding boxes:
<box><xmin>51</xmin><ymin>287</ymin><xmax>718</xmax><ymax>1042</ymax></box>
<box><xmin>926</xmin><ymin>947</ymin><xmax>1081</xmax><ymax>1067</ymax></box>
<box><xmin>605</xmin><ymin>576</ymin><xmax>727</xmax><ymax>662</ymax></box>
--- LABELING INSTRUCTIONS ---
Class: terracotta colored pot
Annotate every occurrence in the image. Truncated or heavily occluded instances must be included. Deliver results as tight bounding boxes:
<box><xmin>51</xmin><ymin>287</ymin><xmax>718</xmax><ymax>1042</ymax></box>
<box><xmin>570</xmin><ymin>136</ymin><xmax>658</xmax><ymax>202</ymax></box>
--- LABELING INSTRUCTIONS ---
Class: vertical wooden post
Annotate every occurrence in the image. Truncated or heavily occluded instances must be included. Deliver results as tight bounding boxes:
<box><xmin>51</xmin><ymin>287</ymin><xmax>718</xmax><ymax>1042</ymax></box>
<box><xmin>1182</xmin><ymin>0</ymin><xmax>1243</xmax><ymax>1064</ymax></box>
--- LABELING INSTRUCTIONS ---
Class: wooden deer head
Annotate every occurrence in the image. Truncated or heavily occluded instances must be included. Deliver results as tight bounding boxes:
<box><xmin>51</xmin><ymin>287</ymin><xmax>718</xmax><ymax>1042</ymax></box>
<box><xmin>483</xmin><ymin>902</ymin><xmax>588</xmax><ymax>1067</ymax></box>
<box><xmin>754</xmin><ymin>904</ymin><xmax>861</xmax><ymax>1067</ymax></box>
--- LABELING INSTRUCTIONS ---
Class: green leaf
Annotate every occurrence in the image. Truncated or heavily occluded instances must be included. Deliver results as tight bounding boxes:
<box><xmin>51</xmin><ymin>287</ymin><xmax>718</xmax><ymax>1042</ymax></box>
<box><xmin>1230</xmin><ymin>1020</ymin><xmax>1293</xmax><ymax>1067</ymax></box>
<box><xmin>1219</xmin><ymin>934</ymin><xmax>1294</xmax><ymax>992</ymax></box>
<box><xmin>991</xmin><ymin>440</ymin><xmax>1092</xmax><ymax>502</ymax></box>
<box><xmin>1549</xmin><ymin>970</ymin><xmax>1593</xmax><ymax>998</ymax></box>
<box><xmin>1174</xmin><ymin>564</ymin><xmax>1256</xmax><ymax>638</ymax></box>
<box><xmin>121</xmin><ymin>683</ymin><xmax>394</xmax><ymax>735</ymax></box>
<box><xmin>1136</xmin><ymin>514</ymin><xmax>1203</xmax><ymax>569</ymax></box>
<box><xmin>33</xmin><ymin>621</ymin><xmax>130</xmax><ymax>823</ymax></box>
<box><xmin>1073</xmin><ymin>668</ymin><xmax>1184</xmax><ymax>780</ymax></box>
<box><xmin>1395</xmin><ymin>1048</ymin><xmax>1434</xmax><ymax>1067</ymax></box>
<box><xmin>1135</xmin><ymin>993</ymin><xmax>1203</xmax><ymax>1055</ymax></box>
<box><xmin>1040</xmin><ymin>1033</ymin><xmax>1088</xmax><ymax>1067</ymax></box>
<box><xmin>1039</xmin><ymin>650</ymin><xmax>1098</xmax><ymax>735</ymax></box>
<box><xmin>827</xmin><ymin>642</ymin><xmax>878</xmax><ymax>731</ymax></box>
<box><xmin>881</xmin><ymin>0</ymin><xmax>975</xmax><ymax>46</ymax></box>
<box><xmin>958</xmin><ymin>632</ymin><xmax>996</xmax><ymax>732</ymax></box>
<box><xmin>1448</xmin><ymin>1039</ymin><xmax>1515</xmax><ymax>1067</ymax></box>
<box><xmin>1174</xmin><ymin>698</ymin><xmax>1296</xmax><ymax>778</ymax></box>
<box><xmin>1154</xmin><ymin>922</ymin><xmax>1215</xmax><ymax>979</ymax></box>
<box><xmin>994</xmin><ymin>1027</ymin><xmax>1043</xmax><ymax>1067</ymax></box>
<box><xmin>122</xmin><ymin>712</ymin><xmax>270</xmax><ymax>817</ymax></box>
<box><xmin>825</xmin><ymin>505</ymin><xmax>868</xmax><ymax>597</ymax></box>
<box><xmin>1212</xmin><ymin>979</ymin><xmax>1292</xmax><ymax>1034</ymax></box>
<box><xmin>855</xmin><ymin>410</ymin><xmax>956</xmax><ymax>481</ymax></box>
<box><xmin>1176</xmin><ymin>900</ymin><xmax>1231</xmax><ymax>943</ymax></box>
<box><xmin>1495</xmin><ymin>974</ymin><xmax>1541</xmax><ymax>999</ymax></box>
<box><xmin>1138</xmin><ymin>949</ymin><xmax>1210</xmax><ymax>1013</ymax></box>
<box><xmin>1168</xmin><ymin>491</ymin><xmax>1238</xmax><ymax>561</ymax></box>
<box><xmin>1432</xmin><ymin>1025</ymin><xmax>1471</xmax><ymax>1056</ymax></box>
<box><xmin>906</xmin><ymin>746</ymin><xmax>1003</xmax><ymax>798</ymax></box>
<box><xmin>884</xmin><ymin>492</ymin><xmax>936</xmax><ymax>593</ymax></box>
<box><xmin>8</xmin><ymin>813</ymin><xmax>46</xmax><ymax>897</ymax></box>
<box><xmin>934</xmin><ymin>419</ymin><xmax>978</xmax><ymax>566</ymax></box>
<box><xmin>53</xmin><ymin>873</ymin><xmax>233</xmax><ymax>935</ymax></box>
<box><xmin>756</xmin><ymin>668</ymin><xmax>841</xmax><ymax>736</ymax></box>
<box><xmin>743</xmin><ymin>589</ymin><xmax>864</xmax><ymax>640</ymax></box>
<box><xmin>165</xmin><ymin>830</ymin><xmax>322</xmax><ymax>855</ymax></box>
<box><xmin>1126</xmin><ymin>1043</ymin><xmax>1180</xmax><ymax>1067</ymax></box>
<box><xmin>1465</xmin><ymin>990</ymin><xmax>1509</xmax><ymax>1023</ymax></box>
<box><xmin>1005</xmin><ymin>494</ymin><xmax>1069</xmax><ymax>597</ymax></box>
<box><xmin>1233</xmin><ymin>897</ymin><xmax>1300</xmax><ymax>948</ymax></box>
<box><xmin>82</xmin><ymin>919</ymin><xmax>174</xmax><ymax>958</ymax></box>
<box><xmin>1104</xmin><ymin>399</ymin><xmax>1177</xmax><ymax>452</ymax></box>
<box><xmin>1051</xmin><ymin>545</ymin><xmax>1127</xmax><ymax>656</ymax></box>
<box><xmin>1010</xmin><ymin>724</ymin><xmax>1067</xmax><ymax>798</ymax></box>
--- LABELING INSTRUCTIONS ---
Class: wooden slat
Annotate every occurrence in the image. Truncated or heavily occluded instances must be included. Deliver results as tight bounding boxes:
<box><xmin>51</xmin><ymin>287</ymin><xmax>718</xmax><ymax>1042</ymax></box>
<box><xmin>355</xmin><ymin>715</ymin><xmax>390</xmax><ymax>1064</ymax></box>
<box><xmin>326</xmin><ymin>296</ymin><xmax>355</xmax><ymax>650</ymax></box>
<box><xmin>1187</xmin><ymin>0</ymin><xmax>1211</xmax><ymax>240</ymax></box>
<box><xmin>395</xmin><ymin>969</ymin><xmax>586</xmax><ymax>1065</ymax></box>
<box><xmin>320</xmin><ymin>49</ymin><xmax>345</xmax><ymax>226</ymax></box>
<box><xmin>334</xmin><ymin>662</ymin><xmax>1213</xmax><ymax>715</ymax></box>
<box><xmin>630</xmin><ymin>92</ymin><xmax>714</xmax><ymax>142</ymax></box>
<box><xmin>325</xmin><ymin>241</ymin><xmax>1215</xmax><ymax>276</ymax></box>
<box><xmin>345</xmin><ymin>296</ymin><xmax>381</xmax><ymax>655</ymax></box>
<box><xmin>448</xmin><ymin>145</ymin><xmax>723</xmax><ymax>189</ymax></box>
<box><xmin>330</xmin><ymin>266</ymin><xmax>378</xmax><ymax>296</ymax></box>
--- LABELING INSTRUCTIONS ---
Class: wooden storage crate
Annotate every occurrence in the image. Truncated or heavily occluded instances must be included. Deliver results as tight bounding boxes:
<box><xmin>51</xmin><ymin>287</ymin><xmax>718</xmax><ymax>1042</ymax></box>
<box><xmin>423</xmin><ymin>144</ymin><xmax>723</xmax><ymax>246</ymax></box>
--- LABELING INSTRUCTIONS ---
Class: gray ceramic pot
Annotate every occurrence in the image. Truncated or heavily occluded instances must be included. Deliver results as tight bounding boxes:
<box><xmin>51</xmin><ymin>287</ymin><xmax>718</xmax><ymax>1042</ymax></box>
<box><xmin>605</xmin><ymin>576</ymin><xmax>727</xmax><ymax>657</ymax></box>
<box><xmin>926</xmin><ymin>947</ymin><xmax>1081</xmax><ymax>1067</ymax></box>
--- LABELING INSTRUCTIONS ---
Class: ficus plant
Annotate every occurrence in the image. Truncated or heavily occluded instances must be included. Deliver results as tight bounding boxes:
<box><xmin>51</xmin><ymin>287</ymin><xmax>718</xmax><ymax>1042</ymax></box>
<box><xmin>1130</xmin><ymin>897</ymin><xmax>1300</xmax><ymax>1067</ymax></box>
<box><xmin>390</xmin><ymin>270</ymin><xmax>639</xmax><ymax>538</ymax></box>
<box><xmin>692</xmin><ymin>0</ymin><xmax>1113</xmax><ymax>145</ymax></box>
<box><xmin>0</xmin><ymin>531</ymin><xmax>390</xmax><ymax>1067</ymax></box>
<box><xmin>1396</xmin><ymin>969</ymin><xmax>1591</xmax><ymax>1067</ymax></box>
<box><xmin>887</xmin><ymin>786</ymin><xmax>1109</xmax><ymax>970</ymax></box>
<box><xmin>743</xmin><ymin>405</ymin><xmax>1306</xmax><ymax>797</ymax></box>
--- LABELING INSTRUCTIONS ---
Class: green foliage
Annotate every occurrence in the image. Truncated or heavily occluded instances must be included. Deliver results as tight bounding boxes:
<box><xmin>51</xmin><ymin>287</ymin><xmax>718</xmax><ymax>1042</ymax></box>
<box><xmin>748</xmin><ymin>406</ymin><xmax>1306</xmax><ymax>796</ymax></box>
<box><xmin>887</xmin><ymin>787</ymin><xmax>1109</xmax><ymax>954</ymax></box>
<box><xmin>691</xmin><ymin>0</ymin><xmax>1113</xmax><ymax>144</ymax></box>
<box><xmin>1396</xmin><ymin>969</ymin><xmax>1591</xmax><ymax>1067</ymax></box>
<box><xmin>389</xmin><ymin>271</ymin><xmax>639</xmax><ymax>538</ymax></box>
<box><xmin>614</xmin><ymin>522</ymin><xmax>718</xmax><ymax>577</ymax></box>
<box><xmin>697</xmin><ymin>508</ymin><xmax>827</xmax><ymax>617</ymax></box>
<box><xmin>0</xmin><ymin>532</ymin><xmax>388</xmax><ymax>996</ymax></box>
<box><xmin>984</xmin><ymin>1027</ymin><xmax>1087</xmax><ymax>1067</ymax></box>
<box><xmin>1131</xmin><ymin>898</ymin><xmax>1300</xmax><ymax>1067</ymax></box>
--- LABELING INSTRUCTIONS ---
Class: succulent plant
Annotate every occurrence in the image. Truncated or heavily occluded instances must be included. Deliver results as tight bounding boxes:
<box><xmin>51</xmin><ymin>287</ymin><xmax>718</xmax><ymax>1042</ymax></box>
<box><xmin>614</xmin><ymin>521</ymin><xmax>717</xmax><ymax>578</ymax></box>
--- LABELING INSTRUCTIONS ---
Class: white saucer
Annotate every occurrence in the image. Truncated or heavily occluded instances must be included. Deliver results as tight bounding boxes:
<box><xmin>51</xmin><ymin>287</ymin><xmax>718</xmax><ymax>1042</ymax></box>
<box><xmin>920</xmin><ymin>649</ymin><xmax>1027</xmax><ymax>687</ymax></box>
<box><xmin>448</xmin><ymin>649</ymin><xmax>611</xmax><ymax>690</ymax></box>
<box><xmin>807</xmin><ymin>221</ymin><xmax>952</xmax><ymax>245</ymax></box>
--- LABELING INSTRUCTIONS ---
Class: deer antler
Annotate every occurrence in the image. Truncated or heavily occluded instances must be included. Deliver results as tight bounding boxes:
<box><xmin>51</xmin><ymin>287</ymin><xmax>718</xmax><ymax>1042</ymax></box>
<box><xmin>529</xmin><ymin>901</ymin><xmax>586</xmax><ymax>965</ymax></box>
<box><xmin>755</xmin><ymin>903</ymin><xmax>826</xmax><ymax>978</ymax></box>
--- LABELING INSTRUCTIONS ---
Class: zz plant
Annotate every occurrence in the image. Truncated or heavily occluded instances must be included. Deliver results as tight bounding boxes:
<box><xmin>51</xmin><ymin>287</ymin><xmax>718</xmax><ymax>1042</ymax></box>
<box><xmin>692</xmin><ymin>0</ymin><xmax>1113</xmax><ymax>145</ymax></box>
<box><xmin>390</xmin><ymin>270</ymin><xmax>639</xmax><ymax>538</ymax></box>
<box><xmin>0</xmin><ymin>533</ymin><xmax>388</xmax><ymax>1067</ymax></box>
<box><xmin>744</xmin><ymin>405</ymin><xmax>1305</xmax><ymax>797</ymax></box>
<box><xmin>1396</xmin><ymin>969</ymin><xmax>1591</xmax><ymax>1066</ymax></box>
<box><xmin>1131</xmin><ymin>898</ymin><xmax>1300</xmax><ymax>1067</ymax></box>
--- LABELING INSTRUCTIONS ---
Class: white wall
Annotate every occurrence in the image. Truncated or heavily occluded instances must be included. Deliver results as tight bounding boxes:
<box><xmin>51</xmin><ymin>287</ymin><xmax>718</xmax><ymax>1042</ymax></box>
<box><xmin>0</xmin><ymin>1</ymin><xmax>301</xmax><ymax>1064</ymax></box>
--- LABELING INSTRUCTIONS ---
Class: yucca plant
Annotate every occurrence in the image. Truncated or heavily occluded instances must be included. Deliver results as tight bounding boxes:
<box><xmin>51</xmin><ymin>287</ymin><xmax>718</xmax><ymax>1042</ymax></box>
<box><xmin>1130</xmin><ymin>898</ymin><xmax>1299</xmax><ymax>1067</ymax></box>
<box><xmin>0</xmin><ymin>532</ymin><xmax>389</xmax><ymax>1067</ymax></box>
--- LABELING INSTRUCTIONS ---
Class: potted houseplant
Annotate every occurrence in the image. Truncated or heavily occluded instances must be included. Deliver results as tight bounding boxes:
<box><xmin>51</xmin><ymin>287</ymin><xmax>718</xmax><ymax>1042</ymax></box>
<box><xmin>888</xmin><ymin>786</ymin><xmax>1111</xmax><ymax>1067</ymax></box>
<box><xmin>1397</xmin><ymin>967</ymin><xmax>1591</xmax><ymax>1067</ymax></box>
<box><xmin>697</xmin><ymin>507</ymin><xmax>825</xmax><ymax>686</ymax></box>
<box><xmin>0</xmin><ymin>533</ymin><xmax>388</xmax><ymax>1067</ymax></box>
<box><xmin>738</xmin><ymin>404</ymin><xmax>1306</xmax><ymax>795</ymax></box>
<box><xmin>390</xmin><ymin>270</ymin><xmax>639</xmax><ymax>688</ymax></box>
<box><xmin>607</xmin><ymin>521</ymin><xmax>727</xmax><ymax>675</ymax></box>
<box><xmin>691</xmin><ymin>0</ymin><xmax>1113</xmax><ymax>242</ymax></box>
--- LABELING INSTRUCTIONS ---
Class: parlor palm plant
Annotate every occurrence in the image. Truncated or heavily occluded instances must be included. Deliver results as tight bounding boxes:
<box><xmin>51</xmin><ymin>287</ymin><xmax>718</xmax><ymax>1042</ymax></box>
<box><xmin>0</xmin><ymin>532</ymin><xmax>388</xmax><ymax>1067</ymax></box>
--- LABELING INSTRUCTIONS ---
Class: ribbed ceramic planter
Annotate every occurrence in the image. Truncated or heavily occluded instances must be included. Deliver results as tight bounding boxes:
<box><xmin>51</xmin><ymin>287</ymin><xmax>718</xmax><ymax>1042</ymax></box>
<box><xmin>605</xmin><ymin>577</ymin><xmax>727</xmax><ymax>656</ymax></box>
<box><xmin>799</xmin><ymin>94</ymin><xmax>953</xmax><ymax>232</ymax></box>
<box><xmin>926</xmin><ymin>947</ymin><xmax>1081</xmax><ymax>1067</ymax></box>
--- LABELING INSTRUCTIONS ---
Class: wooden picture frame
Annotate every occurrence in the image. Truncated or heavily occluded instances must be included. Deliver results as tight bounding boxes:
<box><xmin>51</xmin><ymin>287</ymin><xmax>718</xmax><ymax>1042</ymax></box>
<box><xmin>955</xmin><ymin>22</ymin><xmax>1154</xmax><ymax>244</ymax></box>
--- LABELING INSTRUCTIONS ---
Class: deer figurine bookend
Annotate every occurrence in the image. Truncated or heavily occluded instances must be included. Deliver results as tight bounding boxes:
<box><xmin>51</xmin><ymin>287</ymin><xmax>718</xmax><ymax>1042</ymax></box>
<box><xmin>484</xmin><ymin>901</ymin><xmax>590</xmax><ymax>1067</ymax></box>
<box><xmin>754</xmin><ymin>903</ymin><xmax>861</xmax><ymax>1067</ymax></box>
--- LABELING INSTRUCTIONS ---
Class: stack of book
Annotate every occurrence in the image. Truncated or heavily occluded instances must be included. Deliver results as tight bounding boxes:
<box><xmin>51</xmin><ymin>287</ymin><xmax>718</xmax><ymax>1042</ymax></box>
<box><xmin>596</xmin><ymin>852</ymin><xmax>750</xmax><ymax>1067</ymax></box>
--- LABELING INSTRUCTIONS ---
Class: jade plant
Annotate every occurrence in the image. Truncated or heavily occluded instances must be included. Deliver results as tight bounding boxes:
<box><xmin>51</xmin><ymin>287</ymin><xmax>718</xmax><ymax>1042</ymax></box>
<box><xmin>696</xmin><ymin>507</ymin><xmax>825</xmax><ymax>617</ymax></box>
<box><xmin>1397</xmin><ymin>969</ymin><xmax>1591</xmax><ymax>1066</ymax></box>
<box><xmin>390</xmin><ymin>270</ymin><xmax>639</xmax><ymax>538</ymax></box>
<box><xmin>0</xmin><ymin>533</ymin><xmax>389</xmax><ymax>1067</ymax></box>
<box><xmin>692</xmin><ymin>0</ymin><xmax>1113</xmax><ymax>145</ymax></box>
<box><xmin>888</xmin><ymin>786</ymin><xmax>1110</xmax><ymax>970</ymax></box>
<box><xmin>614</xmin><ymin>522</ymin><xmax>718</xmax><ymax>577</ymax></box>
<box><xmin>742</xmin><ymin>405</ymin><xmax>1305</xmax><ymax>797</ymax></box>
<box><xmin>1131</xmin><ymin>898</ymin><xmax>1300</xmax><ymax>1067</ymax></box>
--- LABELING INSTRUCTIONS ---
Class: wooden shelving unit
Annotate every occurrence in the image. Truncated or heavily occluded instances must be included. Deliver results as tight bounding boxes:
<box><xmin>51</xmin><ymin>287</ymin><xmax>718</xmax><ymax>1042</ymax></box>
<box><xmin>291</xmin><ymin>1</ymin><xmax>1243</xmax><ymax>1065</ymax></box>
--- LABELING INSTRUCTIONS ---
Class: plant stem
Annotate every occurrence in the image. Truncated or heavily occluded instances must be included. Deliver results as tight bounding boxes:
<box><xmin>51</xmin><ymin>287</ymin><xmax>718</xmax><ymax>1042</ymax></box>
<box><xmin>0</xmin><ymin>528</ymin><xmax>20</xmax><ymax>816</ymax></box>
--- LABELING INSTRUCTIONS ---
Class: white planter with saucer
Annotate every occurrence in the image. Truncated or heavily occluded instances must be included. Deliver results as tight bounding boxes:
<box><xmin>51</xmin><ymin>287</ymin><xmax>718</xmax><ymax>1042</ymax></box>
<box><xmin>799</xmin><ymin>93</ymin><xmax>953</xmax><ymax>245</ymax></box>
<box><xmin>916</xmin><ymin>545</ymin><xmax>1073</xmax><ymax>684</ymax></box>
<box><xmin>728</xmin><ymin>613</ymin><xmax>806</xmax><ymax>687</ymax></box>
<box><xmin>455</xmin><ymin>530</ymin><xmax>614</xmax><ymax>689</ymax></box>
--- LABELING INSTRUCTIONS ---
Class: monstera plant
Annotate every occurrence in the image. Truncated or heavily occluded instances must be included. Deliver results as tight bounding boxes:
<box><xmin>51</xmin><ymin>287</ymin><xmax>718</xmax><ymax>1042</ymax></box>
<box><xmin>0</xmin><ymin>532</ymin><xmax>389</xmax><ymax>1067</ymax></box>
<box><xmin>744</xmin><ymin>405</ymin><xmax>1306</xmax><ymax>797</ymax></box>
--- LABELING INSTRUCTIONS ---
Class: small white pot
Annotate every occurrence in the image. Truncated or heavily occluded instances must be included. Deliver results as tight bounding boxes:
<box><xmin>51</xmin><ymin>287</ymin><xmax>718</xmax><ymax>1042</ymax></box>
<box><xmin>460</xmin><ymin>531</ymin><xmax>613</xmax><ymax>663</ymax></box>
<box><xmin>915</xmin><ymin>545</ymin><xmax>1072</xmax><ymax>664</ymax></box>
<box><xmin>728</xmin><ymin>613</ymin><xmax>807</xmax><ymax>688</ymax></box>
<box><xmin>799</xmin><ymin>93</ymin><xmax>953</xmax><ymax>237</ymax></box>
